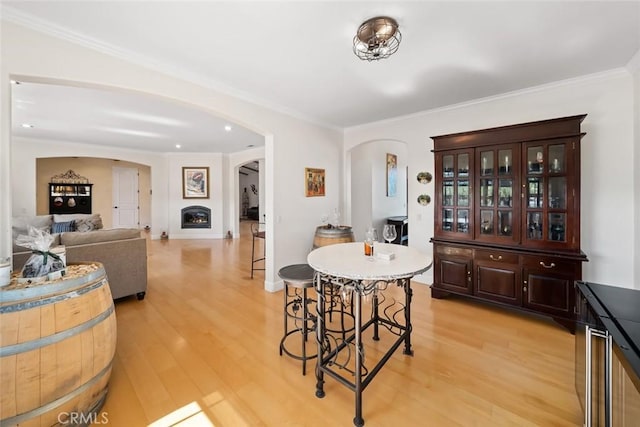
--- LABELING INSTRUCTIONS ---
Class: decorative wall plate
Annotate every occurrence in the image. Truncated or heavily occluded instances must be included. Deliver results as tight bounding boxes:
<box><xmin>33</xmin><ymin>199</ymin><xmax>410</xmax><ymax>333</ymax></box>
<box><xmin>417</xmin><ymin>172</ymin><xmax>432</xmax><ymax>184</ymax></box>
<box><xmin>417</xmin><ymin>194</ymin><xmax>431</xmax><ymax>206</ymax></box>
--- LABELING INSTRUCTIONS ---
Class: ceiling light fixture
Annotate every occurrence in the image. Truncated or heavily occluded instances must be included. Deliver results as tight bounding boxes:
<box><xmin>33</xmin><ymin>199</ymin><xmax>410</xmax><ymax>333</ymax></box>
<box><xmin>224</xmin><ymin>125</ymin><xmax>232</xmax><ymax>132</ymax></box>
<box><xmin>353</xmin><ymin>16</ymin><xmax>402</xmax><ymax>61</ymax></box>
<box><xmin>175</xmin><ymin>144</ymin><xmax>181</xmax><ymax>148</ymax></box>
<box><xmin>21</xmin><ymin>123</ymin><xmax>34</xmax><ymax>128</ymax></box>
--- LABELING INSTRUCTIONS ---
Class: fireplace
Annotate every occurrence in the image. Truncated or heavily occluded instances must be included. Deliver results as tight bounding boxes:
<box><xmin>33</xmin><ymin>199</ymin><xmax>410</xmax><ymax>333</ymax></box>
<box><xmin>181</xmin><ymin>206</ymin><xmax>211</xmax><ymax>229</ymax></box>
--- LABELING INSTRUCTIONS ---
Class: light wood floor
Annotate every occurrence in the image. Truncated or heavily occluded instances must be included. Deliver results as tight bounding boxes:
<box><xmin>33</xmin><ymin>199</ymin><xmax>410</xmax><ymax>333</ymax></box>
<box><xmin>100</xmin><ymin>221</ymin><xmax>582</xmax><ymax>426</ymax></box>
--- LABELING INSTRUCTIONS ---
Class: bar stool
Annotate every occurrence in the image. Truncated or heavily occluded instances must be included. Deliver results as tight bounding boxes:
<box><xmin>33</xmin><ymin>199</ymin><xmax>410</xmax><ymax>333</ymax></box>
<box><xmin>250</xmin><ymin>222</ymin><xmax>265</xmax><ymax>278</ymax></box>
<box><xmin>278</xmin><ymin>264</ymin><xmax>317</xmax><ymax>375</ymax></box>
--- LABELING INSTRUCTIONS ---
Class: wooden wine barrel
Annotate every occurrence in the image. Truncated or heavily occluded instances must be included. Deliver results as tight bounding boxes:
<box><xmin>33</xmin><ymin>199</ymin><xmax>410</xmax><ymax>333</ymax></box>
<box><xmin>313</xmin><ymin>225</ymin><xmax>355</xmax><ymax>249</ymax></box>
<box><xmin>0</xmin><ymin>263</ymin><xmax>116</xmax><ymax>426</ymax></box>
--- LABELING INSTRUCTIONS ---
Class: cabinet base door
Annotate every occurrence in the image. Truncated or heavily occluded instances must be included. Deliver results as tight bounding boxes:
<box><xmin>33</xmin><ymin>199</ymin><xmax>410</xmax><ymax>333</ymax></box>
<box><xmin>524</xmin><ymin>270</ymin><xmax>572</xmax><ymax>318</ymax></box>
<box><xmin>476</xmin><ymin>262</ymin><xmax>522</xmax><ymax>306</ymax></box>
<box><xmin>434</xmin><ymin>256</ymin><xmax>472</xmax><ymax>295</ymax></box>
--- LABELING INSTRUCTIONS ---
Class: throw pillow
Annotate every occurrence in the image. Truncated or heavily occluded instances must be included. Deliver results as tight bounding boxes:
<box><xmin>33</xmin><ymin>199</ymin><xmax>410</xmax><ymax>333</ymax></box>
<box><xmin>52</xmin><ymin>220</ymin><xmax>75</xmax><ymax>233</ymax></box>
<box><xmin>75</xmin><ymin>214</ymin><xmax>104</xmax><ymax>232</ymax></box>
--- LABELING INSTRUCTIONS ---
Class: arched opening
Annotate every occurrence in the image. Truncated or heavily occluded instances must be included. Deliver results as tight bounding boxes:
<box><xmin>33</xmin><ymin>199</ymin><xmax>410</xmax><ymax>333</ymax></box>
<box><xmin>10</xmin><ymin>77</ymin><xmax>276</xmax><ymax>289</ymax></box>
<box><xmin>347</xmin><ymin>139</ymin><xmax>409</xmax><ymax>241</ymax></box>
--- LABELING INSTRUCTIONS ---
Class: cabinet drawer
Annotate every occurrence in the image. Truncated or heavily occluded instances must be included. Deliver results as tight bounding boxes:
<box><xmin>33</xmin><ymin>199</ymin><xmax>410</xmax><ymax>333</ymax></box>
<box><xmin>475</xmin><ymin>249</ymin><xmax>519</xmax><ymax>265</ymax></box>
<box><xmin>436</xmin><ymin>245</ymin><xmax>473</xmax><ymax>258</ymax></box>
<box><xmin>522</xmin><ymin>256</ymin><xmax>576</xmax><ymax>273</ymax></box>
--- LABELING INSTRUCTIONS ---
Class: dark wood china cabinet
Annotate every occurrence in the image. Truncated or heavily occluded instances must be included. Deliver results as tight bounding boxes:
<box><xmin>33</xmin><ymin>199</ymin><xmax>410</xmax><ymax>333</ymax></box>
<box><xmin>431</xmin><ymin>115</ymin><xmax>588</xmax><ymax>332</ymax></box>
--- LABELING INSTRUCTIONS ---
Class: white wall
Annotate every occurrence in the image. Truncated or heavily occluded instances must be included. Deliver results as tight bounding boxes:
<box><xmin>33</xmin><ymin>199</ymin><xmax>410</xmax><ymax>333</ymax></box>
<box><xmin>168</xmin><ymin>153</ymin><xmax>222</xmax><ymax>239</ymax></box>
<box><xmin>258</xmin><ymin>158</ymin><xmax>265</xmax><ymax>222</ymax></box>
<box><xmin>1</xmin><ymin>21</ymin><xmax>342</xmax><ymax>291</ymax></box>
<box><xmin>629</xmin><ymin>51</ymin><xmax>640</xmax><ymax>287</ymax></box>
<box><xmin>350</xmin><ymin>149</ymin><xmax>372</xmax><ymax>240</ymax></box>
<box><xmin>345</xmin><ymin>70</ymin><xmax>637</xmax><ymax>289</ymax></box>
<box><xmin>274</xmin><ymin>124</ymin><xmax>343</xmax><ymax>254</ymax></box>
<box><xmin>350</xmin><ymin>140</ymin><xmax>407</xmax><ymax>241</ymax></box>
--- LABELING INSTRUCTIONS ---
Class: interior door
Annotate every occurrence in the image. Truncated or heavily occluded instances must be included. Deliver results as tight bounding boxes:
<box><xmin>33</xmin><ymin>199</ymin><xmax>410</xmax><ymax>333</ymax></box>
<box><xmin>112</xmin><ymin>166</ymin><xmax>139</xmax><ymax>229</ymax></box>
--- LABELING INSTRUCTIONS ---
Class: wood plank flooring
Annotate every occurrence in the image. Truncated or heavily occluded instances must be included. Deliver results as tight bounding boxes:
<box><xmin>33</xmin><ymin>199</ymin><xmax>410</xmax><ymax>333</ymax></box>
<box><xmin>99</xmin><ymin>221</ymin><xmax>582</xmax><ymax>426</ymax></box>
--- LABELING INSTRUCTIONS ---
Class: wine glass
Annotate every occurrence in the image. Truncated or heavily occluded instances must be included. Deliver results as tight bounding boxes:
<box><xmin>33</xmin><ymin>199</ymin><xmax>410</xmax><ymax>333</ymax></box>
<box><xmin>370</xmin><ymin>227</ymin><xmax>379</xmax><ymax>243</ymax></box>
<box><xmin>382</xmin><ymin>224</ymin><xmax>397</xmax><ymax>244</ymax></box>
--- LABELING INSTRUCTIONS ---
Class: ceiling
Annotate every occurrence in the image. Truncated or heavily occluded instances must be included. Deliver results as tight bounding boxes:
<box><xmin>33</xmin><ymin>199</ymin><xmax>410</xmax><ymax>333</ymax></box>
<box><xmin>4</xmin><ymin>1</ymin><xmax>640</xmax><ymax>153</ymax></box>
<box><xmin>11</xmin><ymin>81</ymin><xmax>265</xmax><ymax>153</ymax></box>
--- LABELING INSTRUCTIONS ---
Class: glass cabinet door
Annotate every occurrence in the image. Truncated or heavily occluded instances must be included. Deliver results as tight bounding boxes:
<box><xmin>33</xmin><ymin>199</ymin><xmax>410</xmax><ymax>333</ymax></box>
<box><xmin>438</xmin><ymin>150</ymin><xmax>473</xmax><ymax>237</ymax></box>
<box><xmin>475</xmin><ymin>145</ymin><xmax>519</xmax><ymax>242</ymax></box>
<box><xmin>479</xmin><ymin>178</ymin><xmax>494</xmax><ymax>207</ymax></box>
<box><xmin>523</xmin><ymin>140</ymin><xmax>572</xmax><ymax>247</ymax></box>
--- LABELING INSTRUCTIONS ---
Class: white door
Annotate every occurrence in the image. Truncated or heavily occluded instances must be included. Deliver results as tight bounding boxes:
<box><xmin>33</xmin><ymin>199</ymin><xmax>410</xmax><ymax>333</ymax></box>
<box><xmin>112</xmin><ymin>167</ymin><xmax>139</xmax><ymax>229</ymax></box>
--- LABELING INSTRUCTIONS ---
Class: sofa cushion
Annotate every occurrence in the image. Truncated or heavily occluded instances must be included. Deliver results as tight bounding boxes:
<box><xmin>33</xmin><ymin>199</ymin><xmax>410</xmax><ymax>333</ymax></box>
<box><xmin>52</xmin><ymin>220</ymin><xmax>76</xmax><ymax>233</ymax></box>
<box><xmin>60</xmin><ymin>229</ymin><xmax>141</xmax><ymax>246</ymax></box>
<box><xmin>74</xmin><ymin>214</ymin><xmax>104</xmax><ymax>232</ymax></box>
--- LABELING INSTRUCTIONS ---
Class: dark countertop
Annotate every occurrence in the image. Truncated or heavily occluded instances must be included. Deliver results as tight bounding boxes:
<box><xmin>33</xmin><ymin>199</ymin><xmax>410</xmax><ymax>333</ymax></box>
<box><xmin>586</xmin><ymin>282</ymin><xmax>640</xmax><ymax>322</ymax></box>
<box><xmin>577</xmin><ymin>281</ymin><xmax>640</xmax><ymax>387</ymax></box>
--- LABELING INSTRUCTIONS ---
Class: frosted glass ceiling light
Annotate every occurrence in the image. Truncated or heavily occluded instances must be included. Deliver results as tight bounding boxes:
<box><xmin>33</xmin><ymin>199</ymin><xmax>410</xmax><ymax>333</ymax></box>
<box><xmin>353</xmin><ymin>16</ymin><xmax>401</xmax><ymax>61</ymax></box>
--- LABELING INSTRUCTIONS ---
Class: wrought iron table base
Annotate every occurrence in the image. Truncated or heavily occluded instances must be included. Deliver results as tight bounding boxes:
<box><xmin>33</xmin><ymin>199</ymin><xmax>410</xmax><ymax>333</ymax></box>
<box><xmin>314</xmin><ymin>274</ymin><xmax>413</xmax><ymax>427</ymax></box>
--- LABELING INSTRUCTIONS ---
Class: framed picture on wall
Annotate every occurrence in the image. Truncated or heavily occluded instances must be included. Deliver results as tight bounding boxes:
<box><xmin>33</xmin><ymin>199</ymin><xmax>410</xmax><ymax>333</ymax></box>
<box><xmin>387</xmin><ymin>153</ymin><xmax>397</xmax><ymax>197</ymax></box>
<box><xmin>182</xmin><ymin>166</ymin><xmax>209</xmax><ymax>199</ymax></box>
<box><xmin>305</xmin><ymin>168</ymin><xmax>325</xmax><ymax>197</ymax></box>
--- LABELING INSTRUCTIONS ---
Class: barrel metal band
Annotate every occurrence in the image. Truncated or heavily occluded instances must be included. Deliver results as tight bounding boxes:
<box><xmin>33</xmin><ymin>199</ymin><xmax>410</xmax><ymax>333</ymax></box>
<box><xmin>0</xmin><ymin>267</ymin><xmax>106</xmax><ymax>304</ymax></box>
<box><xmin>0</xmin><ymin>360</ymin><xmax>113</xmax><ymax>426</ymax></box>
<box><xmin>0</xmin><ymin>303</ymin><xmax>114</xmax><ymax>357</ymax></box>
<box><xmin>0</xmin><ymin>278</ymin><xmax>108</xmax><ymax>314</ymax></box>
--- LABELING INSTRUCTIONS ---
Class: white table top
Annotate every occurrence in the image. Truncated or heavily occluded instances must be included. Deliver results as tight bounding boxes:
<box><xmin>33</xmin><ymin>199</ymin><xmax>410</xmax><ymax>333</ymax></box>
<box><xmin>307</xmin><ymin>242</ymin><xmax>432</xmax><ymax>281</ymax></box>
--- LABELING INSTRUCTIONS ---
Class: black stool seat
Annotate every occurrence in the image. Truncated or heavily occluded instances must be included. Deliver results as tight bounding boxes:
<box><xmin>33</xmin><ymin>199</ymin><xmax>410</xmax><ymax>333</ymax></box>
<box><xmin>278</xmin><ymin>263</ymin><xmax>317</xmax><ymax>375</ymax></box>
<box><xmin>278</xmin><ymin>264</ymin><xmax>315</xmax><ymax>288</ymax></box>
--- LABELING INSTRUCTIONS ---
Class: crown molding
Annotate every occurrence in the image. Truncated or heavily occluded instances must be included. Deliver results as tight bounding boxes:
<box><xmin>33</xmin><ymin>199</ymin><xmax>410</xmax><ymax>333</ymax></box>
<box><xmin>0</xmin><ymin>5</ymin><xmax>339</xmax><ymax>131</ymax></box>
<box><xmin>346</xmin><ymin>68</ymin><xmax>630</xmax><ymax>131</ymax></box>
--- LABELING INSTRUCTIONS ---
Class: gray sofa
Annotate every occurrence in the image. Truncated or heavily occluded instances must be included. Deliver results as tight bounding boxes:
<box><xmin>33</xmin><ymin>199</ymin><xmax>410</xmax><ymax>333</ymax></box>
<box><xmin>12</xmin><ymin>215</ymin><xmax>147</xmax><ymax>300</ymax></box>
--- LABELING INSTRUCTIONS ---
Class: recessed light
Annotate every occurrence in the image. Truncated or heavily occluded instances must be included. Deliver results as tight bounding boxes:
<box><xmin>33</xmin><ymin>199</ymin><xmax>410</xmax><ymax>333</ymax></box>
<box><xmin>224</xmin><ymin>125</ymin><xmax>232</xmax><ymax>132</ymax></box>
<box><xmin>175</xmin><ymin>144</ymin><xmax>181</xmax><ymax>148</ymax></box>
<box><xmin>21</xmin><ymin>123</ymin><xmax>34</xmax><ymax>128</ymax></box>
<box><xmin>247</xmin><ymin>144</ymin><xmax>254</xmax><ymax>147</ymax></box>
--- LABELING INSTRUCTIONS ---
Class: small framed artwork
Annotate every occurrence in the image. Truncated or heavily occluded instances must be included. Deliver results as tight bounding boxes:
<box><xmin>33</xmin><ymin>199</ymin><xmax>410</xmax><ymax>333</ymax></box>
<box><xmin>305</xmin><ymin>168</ymin><xmax>325</xmax><ymax>197</ymax></box>
<box><xmin>386</xmin><ymin>153</ymin><xmax>397</xmax><ymax>197</ymax></box>
<box><xmin>182</xmin><ymin>166</ymin><xmax>209</xmax><ymax>199</ymax></box>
